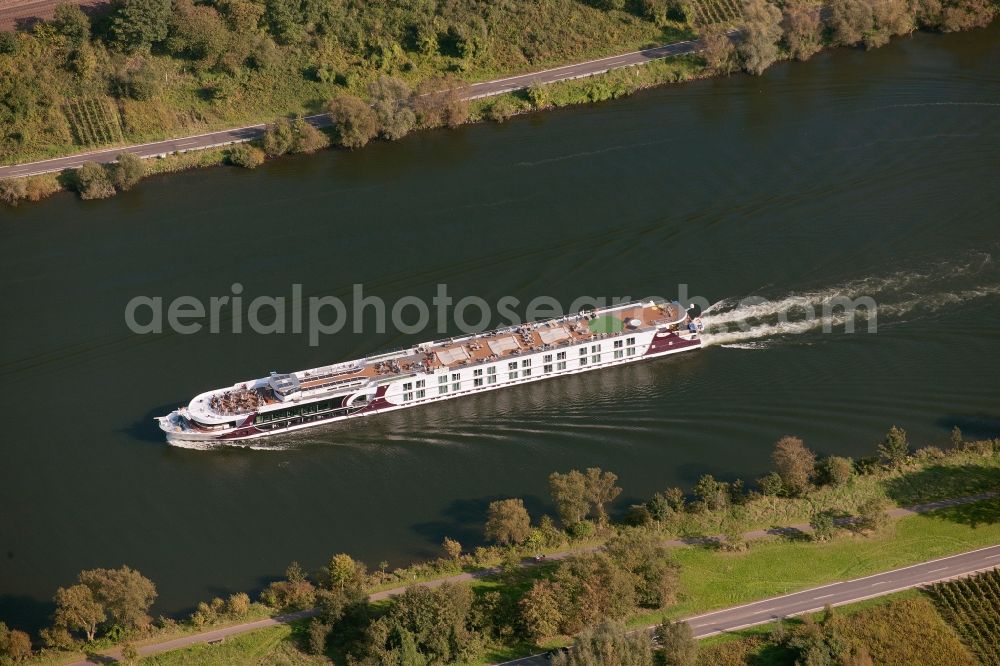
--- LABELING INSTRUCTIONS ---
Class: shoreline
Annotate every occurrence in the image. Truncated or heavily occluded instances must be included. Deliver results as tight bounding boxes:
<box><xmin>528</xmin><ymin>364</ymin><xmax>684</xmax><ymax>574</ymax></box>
<box><xmin>2</xmin><ymin>18</ymin><xmax>995</xmax><ymax>209</ymax></box>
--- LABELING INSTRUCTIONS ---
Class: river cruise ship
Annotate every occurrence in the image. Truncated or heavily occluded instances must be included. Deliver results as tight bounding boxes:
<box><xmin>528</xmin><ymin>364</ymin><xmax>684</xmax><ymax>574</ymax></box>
<box><xmin>157</xmin><ymin>298</ymin><xmax>702</xmax><ymax>443</ymax></box>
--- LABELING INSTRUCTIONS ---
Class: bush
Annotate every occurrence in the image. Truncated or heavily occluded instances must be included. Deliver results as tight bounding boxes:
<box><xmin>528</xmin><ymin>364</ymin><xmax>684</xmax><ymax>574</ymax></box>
<box><xmin>758</xmin><ymin>471</ymin><xmax>784</xmax><ymax>496</ymax></box>
<box><xmin>369</xmin><ymin>76</ymin><xmax>416</xmax><ymax>140</ymax></box>
<box><xmin>568</xmin><ymin>519</ymin><xmax>594</xmax><ymax>540</ymax></box>
<box><xmin>307</xmin><ymin>619</ymin><xmax>330</xmax><ymax>655</ymax></box>
<box><xmin>526</xmin><ymin>82</ymin><xmax>551</xmax><ymax>109</ymax></box>
<box><xmin>262</xmin><ymin>118</ymin><xmax>295</xmax><ymax>157</ymax></box>
<box><xmin>326</xmin><ymin>95</ymin><xmax>378</xmax><ymax>149</ymax></box>
<box><xmin>111</xmin><ymin>153</ymin><xmax>146</xmax><ymax>191</ymax></box>
<box><xmin>810</xmin><ymin>509</ymin><xmax>838</xmax><ymax>541</ymax></box>
<box><xmin>75</xmin><ymin>162</ymin><xmax>116</xmax><ymax>200</ymax></box>
<box><xmin>0</xmin><ymin>178</ymin><xmax>28</xmax><ymax>206</ymax></box>
<box><xmin>226</xmin><ymin>592</ymin><xmax>251</xmax><ymax>617</ymax></box>
<box><xmin>227</xmin><ymin>143</ymin><xmax>266</xmax><ymax>168</ymax></box>
<box><xmin>487</xmin><ymin>97</ymin><xmax>519</xmax><ymax>123</ymax></box>
<box><xmin>0</xmin><ymin>31</ymin><xmax>17</xmax><ymax>55</ymax></box>
<box><xmin>290</xmin><ymin>117</ymin><xmax>329</xmax><ymax>154</ymax></box>
<box><xmin>819</xmin><ymin>455</ymin><xmax>854</xmax><ymax>487</ymax></box>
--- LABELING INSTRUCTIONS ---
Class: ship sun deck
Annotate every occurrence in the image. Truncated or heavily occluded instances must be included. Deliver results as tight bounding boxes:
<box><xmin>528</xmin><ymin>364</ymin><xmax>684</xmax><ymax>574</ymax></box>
<box><xmin>190</xmin><ymin>299</ymin><xmax>686</xmax><ymax>422</ymax></box>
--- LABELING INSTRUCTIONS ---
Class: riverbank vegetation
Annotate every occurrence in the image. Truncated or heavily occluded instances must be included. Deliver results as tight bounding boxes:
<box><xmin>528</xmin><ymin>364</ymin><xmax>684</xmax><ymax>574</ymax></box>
<box><xmin>2</xmin><ymin>426</ymin><xmax>997</xmax><ymax>664</ymax></box>
<box><xmin>1</xmin><ymin>0</ymin><xmax>998</xmax><ymax>207</ymax></box>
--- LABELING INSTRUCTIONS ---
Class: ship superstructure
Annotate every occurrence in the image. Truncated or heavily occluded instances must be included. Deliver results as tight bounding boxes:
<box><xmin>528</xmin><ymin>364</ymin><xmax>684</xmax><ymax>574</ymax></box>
<box><xmin>157</xmin><ymin>298</ymin><xmax>702</xmax><ymax>443</ymax></box>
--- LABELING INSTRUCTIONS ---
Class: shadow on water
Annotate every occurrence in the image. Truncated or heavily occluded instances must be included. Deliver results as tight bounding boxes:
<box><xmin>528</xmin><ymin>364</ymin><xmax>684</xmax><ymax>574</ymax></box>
<box><xmin>883</xmin><ymin>464</ymin><xmax>1000</xmax><ymax>509</ymax></box>
<box><xmin>0</xmin><ymin>595</ymin><xmax>53</xmax><ymax>635</ymax></box>
<box><xmin>410</xmin><ymin>494</ymin><xmax>549</xmax><ymax>554</ymax></box>
<box><xmin>936</xmin><ymin>414</ymin><xmax>1000</xmax><ymax>440</ymax></box>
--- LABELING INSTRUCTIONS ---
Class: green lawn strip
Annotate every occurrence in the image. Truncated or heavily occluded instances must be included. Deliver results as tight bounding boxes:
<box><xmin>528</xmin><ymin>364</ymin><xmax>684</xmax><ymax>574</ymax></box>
<box><xmin>482</xmin><ymin>498</ymin><xmax>1000</xmax><ymax>662</ymax></box>
<box><xmin>138</xmin><ymin>619</ymin><xmax>323</xmax><ymax>666</ymax></box>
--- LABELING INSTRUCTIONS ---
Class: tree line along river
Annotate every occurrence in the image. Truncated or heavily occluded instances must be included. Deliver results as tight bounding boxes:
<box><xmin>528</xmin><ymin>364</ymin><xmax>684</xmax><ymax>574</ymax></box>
<box><xmin>0</xmin><ymin>24</ymin><xmax>998</xmax><ymax>628</ymax></box>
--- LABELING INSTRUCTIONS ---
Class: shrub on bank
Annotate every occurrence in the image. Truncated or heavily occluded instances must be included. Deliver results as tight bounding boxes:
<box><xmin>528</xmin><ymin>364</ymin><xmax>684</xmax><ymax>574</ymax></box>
<box><xmin>227</xmin><ymin>143</ymin><xmax>266</xmax><ymax>169</ymax></box>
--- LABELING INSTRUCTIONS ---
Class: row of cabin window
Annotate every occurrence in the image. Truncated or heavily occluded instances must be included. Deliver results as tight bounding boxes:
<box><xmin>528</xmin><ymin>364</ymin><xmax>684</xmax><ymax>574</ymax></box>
<box><xmin>399</xmin><ymin>338</ymin><xmax>638</xmax><ymax>401</ymax></box>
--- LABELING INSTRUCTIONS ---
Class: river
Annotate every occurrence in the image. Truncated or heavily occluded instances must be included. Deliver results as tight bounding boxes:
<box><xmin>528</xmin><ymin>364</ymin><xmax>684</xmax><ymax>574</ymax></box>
<box><xmin>1</xmin><ymin>25</ymin><xmax>998</xmax><ymax>628</ymax></box>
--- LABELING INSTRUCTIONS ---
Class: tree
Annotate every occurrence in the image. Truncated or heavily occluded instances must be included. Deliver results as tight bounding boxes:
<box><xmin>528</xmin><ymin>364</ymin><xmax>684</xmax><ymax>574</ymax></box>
<box><xmin>757</xmin><ymin>471</ymin><xmax>783</xmax><ymax>496</ymax></box>
<box><xmin>819</xmin><ymin>456</ymin><xmax>854</xmax><ymax>487</ymax></box>
<box><xmin>782</xmin><ymin>0</ymin><xmax>824</xmax><ymax>60</ymax></box>
<box><xmin>663</xmin><ymin>487</ymin><xmax>686</xmax><ymax>512</ymax></box>
<box><xmin>262</xmin><ymin>117</ymin><xmax>295</xmax><ymax>157</ymax></box>
<box><xmin>771</xmin><ymin>436</ymin><xmax>816</xmax><ymax>496</ymax></box>
<box><xmin>0</xmin><ymin>623</ymin><xmax>32</xmax><ymax>662</ymax></box>
<box><xmin>307</xmin><ymin>618</ymin><xmax>330</xmax><ymax>655</ymax></box>
<box><xmin>228</xmin><ymin>143</ymin><xmax>266</xmax><ymax>168</ymax></box>
<box><xmin>549</xmin><ymin>552</ymin><xmax>637</xmax><ymax>634</ymax></box>
<box><xmin>78</xmin><ymin>566</ymin><xmax>157</xmax><ymax>630</ymax></box>
<box><xmin>867</xmin><ymin>0</ymin><xmax>915</xmax><ymax>48</ymax></box>
<box><xmin>111</xmin><ymin>153</ymin><xmax>146</xmax><ymax>192</ymax></box>
<box><xmin>934</xmin><ymin>0</ymin><xmax>996</xmax><ymax>31</ymax></box>
<box><xmin>412</xmin><ymin>77</ymin><xmax>470</xmax><ymax>129</ymax></box>
<box><xmin>166</xmin><ymin>0</ymin><xmax>230</xmax><ymax>63</ymax></box>
<box><xmin>828</xmin><ymin>0</ymin><xmax>873</xmax><ymax>46</ymax></box>
<box><xmin>701</xmin><ymin>25</ymin><xmax>737</xmax><ymax>74</ymax></box>
<box><xmin>442</xmin><ymin>537</ymin><xmax>463</xmax><ymax>560</ymax></box>
<box><xmin>552</xmin><ymin>620</ymin><xmax>654</xmax><ymax>666</ymax></box>
<box><xmin>877</xmin><ymin>425</ymin><xmax>909</xmax><ymax>469</ymax></box>
<box><xmin>327</xmin><ymin>553</ymin><xmax>366</xmax><ymax>595</ymax></box>
<box><xmin>326</xmin><ymin>95</ymin><xmax>378</xmax><ymax>149</ymax></box>
<box><xmin>605</xmin><ymin>531</ymin><xmax>681</xmax><ymax>608</ymax></box>
<box><xmin>738</xmin><ymin>0</ymin><xmax>784</xmax><ymax>75</ymax></box>
<box><xmin>290</xmin><ymin>117</ymin><xmax>328</xmax><ymax>153</ymax></box>
<box><xmin>485</xmin><ymin>498</ymin><xmax>532</xmax><ymax>546</ymax></box>
<box><xmin>53</xmin><ymin>584</ymin><xmax>105</xmax><ymax>641</ymax></box>
<box><xmin>226</xmin><ymin>592</ymin><xmax>251</xmax><ymax>618</ymax></box>
<box><xmin>365</xmin><ymin>583</ymin><xmax>479</xmax><ymax>664</ymax></box>
<box><xmin>950</xmin><ymin>426</ymin><xmax>964</xmax><ymax>449</ymax></box>
<box><xmin>694</xmin><ymin>474</ymin><xmax>729</xmax><ymax>511</ymax></box>
<box><xmin>75</xmin><ymin>162</ymin><xmax>116</xmax><ymax>200</ymax></box>
<box><xmin>52</xmin><ymin>4</ymin><xmax>91</xmax><ymax>47</ymax></box>
<box><xmin>519</xmin><ymin>579</ymin><xmax>563</xmax><ymax>641</ymax></box>
<box><xmin>315</xmin><ymin>554</ymin><xmax>366</xmax><ymax>624</ymax></box>
<box><xmin>656</xmin><ymin>619</ymin><xmax>698</xmax><ymax>666</ymax></box>
<box><xmin>810</xmin><ymin>509</ymin><xmax>837</xmax><ymax>541</ymax></box>
<box><xmin>584</xmin><ymin>467</ymin><xmax>622</xmax><ymax>525</ymax></box>
<box><xmin>112</xmin><ymin>0</ymin><xmax>172</xmax><ymax>51</ymax></box>
<box><xmin>645</xmin><ymin>492</ymin><xmax>674</xmax><ymax>523</ymax></box>
<box><xmin>369</xmin><ymin>76</ymin><xmax>416</xmax><ymax>140</ymax></box>
<box><xmin>549</xmin><ymin>470</ymin><xmax>590</xmax><ymax>527</ymax></box>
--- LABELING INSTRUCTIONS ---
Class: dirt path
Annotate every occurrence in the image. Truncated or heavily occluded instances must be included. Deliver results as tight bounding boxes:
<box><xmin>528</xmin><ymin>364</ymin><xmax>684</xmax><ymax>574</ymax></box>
<box><xmin>68</xmin><ymin>491</ymin><xmax>995</xmax><ymax>665</ymax></box>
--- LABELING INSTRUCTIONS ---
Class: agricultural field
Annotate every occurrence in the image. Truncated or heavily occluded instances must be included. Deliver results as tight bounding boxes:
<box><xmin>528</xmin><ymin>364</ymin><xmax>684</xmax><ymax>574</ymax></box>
<box><xmin>685</xmin><ymin>0</ymin><xmax>745</xmax><ymax>27</ymax></box>
<box><xmin>63</xmin><ymin>97</ymin><xmax>124</xmax><ymax>147</ymax></box>
<box><xmin>928</xmin><ymin>569</ymin><xmax>1000</xmax><ymax>665</ymax></box>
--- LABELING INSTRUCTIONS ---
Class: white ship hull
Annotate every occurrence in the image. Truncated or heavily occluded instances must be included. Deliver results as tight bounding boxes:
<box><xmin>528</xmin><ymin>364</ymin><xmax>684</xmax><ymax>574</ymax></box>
<box><xmin>158</xmin><ymin>299</ymin><xmax>702</xmax><ymax>444</ymax></box>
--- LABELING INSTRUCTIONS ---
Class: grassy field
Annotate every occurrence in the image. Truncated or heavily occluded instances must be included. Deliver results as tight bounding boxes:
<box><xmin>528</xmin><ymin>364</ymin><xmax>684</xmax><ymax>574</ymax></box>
<box><xmin>696</xmin><ymin>591</ymin><xmax>977</xmax><ymax>665</ymax></box>
<box><xmin>480</xmin><ymin>496</ymin><xmax>1000</xmax><ymax>662</ymax></box>
<box><xmin>139</xmin><ymin>620</ymin><xmax>322</xmax><ymax>666</ymax></box>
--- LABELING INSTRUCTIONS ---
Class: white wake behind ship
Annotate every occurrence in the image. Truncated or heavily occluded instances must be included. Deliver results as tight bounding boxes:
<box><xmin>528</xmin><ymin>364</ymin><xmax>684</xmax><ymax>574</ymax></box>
<box><xmin>157</xmin><ymin>298</ymin><xmax>702</xmax><ymax>443</ymax></box>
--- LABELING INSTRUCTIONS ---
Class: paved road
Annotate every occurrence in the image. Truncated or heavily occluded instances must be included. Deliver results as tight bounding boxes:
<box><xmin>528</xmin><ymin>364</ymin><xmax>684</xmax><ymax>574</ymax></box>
<box><xmin>0</xmin><ymin>35</ymin><xmax>720</xmax><ymax>179</ymax></box>
<box><xmin>500</xmin><ymin>544</ymin><xmax>1000</xmax><ymax>665</ymax></box>
<box><xmin>66</xmin><ymin>492</ymin><xmax>993</xmax><ymax>665</ymax></box>
<box><xmin>0</xmin><ymin>0</ymin><xmax>107</xmax><ymax>29</ymax></box>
